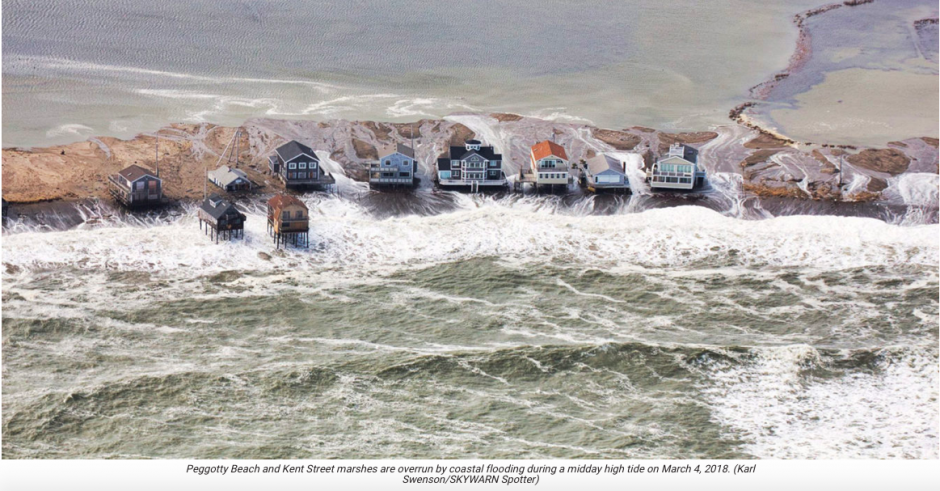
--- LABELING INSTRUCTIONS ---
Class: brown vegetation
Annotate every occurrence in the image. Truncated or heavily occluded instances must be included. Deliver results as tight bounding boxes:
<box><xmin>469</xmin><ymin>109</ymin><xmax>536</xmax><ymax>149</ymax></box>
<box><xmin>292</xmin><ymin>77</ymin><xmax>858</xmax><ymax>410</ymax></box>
<box><xmin>846</xmin><ymin>148</ymin><xmax>911</xmax><ymax>175</ymax></box>
<box><xmin>592</xmin><ymin>129</ymin><xmax>641</xmax><ymax>150</ymax></box>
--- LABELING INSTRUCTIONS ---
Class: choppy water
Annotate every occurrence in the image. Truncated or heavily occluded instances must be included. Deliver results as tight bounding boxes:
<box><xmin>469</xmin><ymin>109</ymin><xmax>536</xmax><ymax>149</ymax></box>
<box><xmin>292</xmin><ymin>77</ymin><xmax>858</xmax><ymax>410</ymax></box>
<box><xmin>2</xmin><ymin>0</ymin><xmax>822</xmax><ymax>147</ymax></box>
<box><xmin>2</xmin><ymin>196</ymin><xmax>937</xmax><ymax>459</ymax></box>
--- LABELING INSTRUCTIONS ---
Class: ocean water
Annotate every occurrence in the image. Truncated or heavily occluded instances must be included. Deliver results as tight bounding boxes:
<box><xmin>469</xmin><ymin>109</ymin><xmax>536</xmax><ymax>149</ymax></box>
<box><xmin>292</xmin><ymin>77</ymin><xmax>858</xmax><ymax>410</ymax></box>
<box><xmin>757</xmin><ymin>0</ymin><xmax>939</xmax><ymax>146</ymax></box>
<box><xmin>2</xmin><ymin>196</ymin><xmax>938</xmax><ymax>459</ymax></box>
<box><xmin>1</xmin><ymin>0</ymin><xmax>823</xmax><ymax>147</ymax></box>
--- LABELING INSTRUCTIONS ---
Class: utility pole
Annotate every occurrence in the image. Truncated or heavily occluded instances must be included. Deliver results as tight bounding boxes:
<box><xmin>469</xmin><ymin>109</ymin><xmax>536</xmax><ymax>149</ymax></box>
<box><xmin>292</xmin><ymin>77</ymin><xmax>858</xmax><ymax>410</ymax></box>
<box><xmin>411</xmin><ymin>123</ymin><xmax>416</xmax><ymax>175</ymax></box>
<box><xmin>155</xmin><ymin>135</ymin><xmax>160</xmax><ymax>177</ymax></box>
<box><xmin>839</xmin><ymin>155</ymin><xmax>844</xmax><ymax>189</ymax></box>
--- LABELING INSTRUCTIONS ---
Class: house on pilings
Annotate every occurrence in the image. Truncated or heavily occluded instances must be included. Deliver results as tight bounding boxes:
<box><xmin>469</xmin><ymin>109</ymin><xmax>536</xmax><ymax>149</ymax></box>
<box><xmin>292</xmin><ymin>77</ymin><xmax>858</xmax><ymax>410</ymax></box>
<box><xmin>198</xmin><ymin>194</ymin><xmax>246</xmax><ymax>243</ymax></box>
<box><xmin>267</xmin><ymin>194</ymin><xmax>310</xmax><ymax>249</ymax></box>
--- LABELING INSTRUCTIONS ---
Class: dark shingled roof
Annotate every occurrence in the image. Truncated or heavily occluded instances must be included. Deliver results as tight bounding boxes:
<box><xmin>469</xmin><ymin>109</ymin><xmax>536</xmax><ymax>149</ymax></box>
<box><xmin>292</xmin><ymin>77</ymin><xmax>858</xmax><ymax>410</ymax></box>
<box><xmin>267</xmin><ymin>194</ymin><xmax>307</xmax><ymax>212</ymax></box>
<box><xmin>117</xmin><ymin>164</ymin><xmax>158</xmax><ymax>182</ymax></box>
<box><xmin>200</xmin><ymin>194</ymin><xmax>241</xmax><ymax>220</ymax></box>
<box><xmin>275</xmin><ymin>140</ymin><xmax>318</xmax><ymax>162</ymax></box>
<box><xmin>448</xmin><ymin>145</ymin><xmax>502</xmax><ymax>161</ymax></box>
<box><xmin>437</xmin><ymin>158</ymin><xmax>451</xmax><ymax>171</ymax></box>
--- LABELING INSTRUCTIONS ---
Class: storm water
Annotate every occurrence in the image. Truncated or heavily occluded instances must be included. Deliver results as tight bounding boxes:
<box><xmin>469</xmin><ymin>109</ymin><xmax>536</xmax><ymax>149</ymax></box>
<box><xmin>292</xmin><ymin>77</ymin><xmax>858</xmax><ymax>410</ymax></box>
<box><xmin>2</xmin><ymin>193</ymin><xmax>937</xmax><ymax>458</ymax></box>
<box><xmin>2</xmin><ymin>0</ymin><xmax>825</xmax><ymax>147</ymax></box>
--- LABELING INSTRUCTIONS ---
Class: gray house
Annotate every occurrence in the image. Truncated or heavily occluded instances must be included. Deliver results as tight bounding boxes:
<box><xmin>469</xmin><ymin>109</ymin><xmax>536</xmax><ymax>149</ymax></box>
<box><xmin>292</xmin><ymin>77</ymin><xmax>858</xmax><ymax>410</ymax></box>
<box><xmin>370</xmin><ymin>143</ymin><xmax>416</xmax><ymax>187</ymax></box>
<box><xmin>649</xmin><ymin>143</ymin><xmax>705</xmax><ymax>190</ymax></box>
<box><xmin>268</xmin><ymin>140</ymin><xmax>336</xmax><ymax>189</ymax></box>
<box><xmin>584</xmin><ymin>154</ymin><xmax>629</xmax><ymax>192</ymax></box>
<box><xmin>208</xmin><ymin>165</ymin><xmax>252</xmax><ymax>192</ymax></box>
<box><xmin>108</xmin><ymin>164</ymin><xmax>166</xmax><ymax>208</ymax></box>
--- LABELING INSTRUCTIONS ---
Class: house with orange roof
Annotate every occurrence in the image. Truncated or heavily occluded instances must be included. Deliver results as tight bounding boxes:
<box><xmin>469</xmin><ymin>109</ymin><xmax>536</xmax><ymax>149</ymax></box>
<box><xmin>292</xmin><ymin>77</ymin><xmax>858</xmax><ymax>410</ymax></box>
<box><xmin>529</xmin><ymin>140</ymin><xmax>571</xmax><ymax>189</ymax></box>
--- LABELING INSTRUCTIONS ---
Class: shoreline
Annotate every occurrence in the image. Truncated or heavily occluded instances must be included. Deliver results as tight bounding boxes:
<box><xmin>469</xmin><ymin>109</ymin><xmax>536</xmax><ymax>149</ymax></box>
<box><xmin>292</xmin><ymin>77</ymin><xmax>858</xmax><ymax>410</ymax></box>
<box><xmin>2</xmin><ymin>113</ymin><xmax>937</xmax><ymax>226</ymax></box>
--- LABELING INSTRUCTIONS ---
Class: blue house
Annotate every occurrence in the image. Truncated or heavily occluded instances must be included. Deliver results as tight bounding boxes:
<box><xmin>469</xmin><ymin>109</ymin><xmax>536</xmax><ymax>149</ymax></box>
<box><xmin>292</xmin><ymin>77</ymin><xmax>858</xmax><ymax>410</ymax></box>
<box><xmin>370</xmin><ymin>143</ymin><xmax>416</xmax><ymax>187</ymax></box>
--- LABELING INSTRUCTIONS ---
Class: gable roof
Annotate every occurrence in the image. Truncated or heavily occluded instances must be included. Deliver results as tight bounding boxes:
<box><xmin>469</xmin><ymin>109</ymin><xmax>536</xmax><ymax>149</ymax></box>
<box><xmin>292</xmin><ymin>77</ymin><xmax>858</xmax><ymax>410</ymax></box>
<box><xmin>531</xmin><ymin>140</ymin><xmax>568</xmax><ymax>161</ymax></box>
<box><xmin>656</xmin><ymin>155</ymin><xmax>696</xmax><ymax>167</ymax></box>
<box><xmin>208</xmin><ymin>166</ymin><xmax>249</xmax><ymax>187</ymax></box>
<box><xmin>267</xmin><ymin>194</ymin><xmax>307</xmax><ymax>212</ymax></box>
<box><xmin>378</xmin><ymin>143</ymin><xmax>415</xmax><ymax>159</ymax></box>
<box><xmin>663</xmin><ymin>144</ymin><xmax>698</xmax><ymax>163</ymax></box>
<box><xmin>586</xmin><ymin>154</ymin><xmax>625</xmax><ymax>176</ymax></box>
<box><xmin>117</xmin><ymin>164</ymin><xmax>158</xmax><ymax>182</ymax></box>
<box><xmin>275</xmin><ymin>140</ymin><xmax>318</xmax><ymax>162</ymax></box>
<box><xmin>200</xmin><ymin>193</ymin><xmax>241</xmax><ymax>220</ymax></box>
<box><xmin>447</xmin><ymin>145</ymin><xmax>502</xmax><ymax>162</ymax></box>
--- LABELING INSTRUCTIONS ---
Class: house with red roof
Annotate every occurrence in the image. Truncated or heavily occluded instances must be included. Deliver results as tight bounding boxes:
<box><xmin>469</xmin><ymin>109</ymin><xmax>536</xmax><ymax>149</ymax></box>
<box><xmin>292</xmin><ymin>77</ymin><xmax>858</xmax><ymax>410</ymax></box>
<box><xmin>529</xmin><ymin>140</ymin><xmax>571</xmax><ymax>188</ymax></box>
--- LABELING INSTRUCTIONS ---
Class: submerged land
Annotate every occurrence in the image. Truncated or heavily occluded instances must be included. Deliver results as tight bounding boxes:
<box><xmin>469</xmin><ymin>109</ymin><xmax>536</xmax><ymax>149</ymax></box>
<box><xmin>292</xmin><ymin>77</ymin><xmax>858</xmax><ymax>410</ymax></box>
<box><xmin>1</xmin><ymin>113</ymin><xmax>937</xmax><ymax>213</ymax></box>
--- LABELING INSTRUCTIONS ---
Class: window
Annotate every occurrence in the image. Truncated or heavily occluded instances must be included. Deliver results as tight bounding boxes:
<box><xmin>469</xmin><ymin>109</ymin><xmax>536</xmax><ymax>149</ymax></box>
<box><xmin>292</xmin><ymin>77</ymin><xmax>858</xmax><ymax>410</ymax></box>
<box><xmin>288</xmin><ymin>162</ymin><xmax>297</xmax><ymax>170</ymax></box>
<box><xmin>402</xmin><ymin>159</ymin><xmax>410</xmax><ymax>167</ymax></box>
<box><xmin>309</xmin><ymin>162</ymin><xmax>317</xmax><ymax>169</ymax></box>
<box><xmin>440</xmin><ymin>171</ymin><xmax>451</xmax><ymax>179</ymax></box>
<box><xmin>148</xmin><ymin>181</ymin><xmax>157</xmax><ymax>191</ymax></box>
<box><xmin>299</xmin><ymin>162</ymin><xmax>307</xmax><ymax>169</ymax></box>
<box><xmin>289</xmin><ymin>172</ymin><xmax>296</xmax><ymax>179</ymax></box>
<box><xmin>384</xmin><ymin>160</ymin><xmax>391</xmax><ymax>166</ymax></box>
<box><xmin>401</xmin><ymin>172</ymin><xmax>410</xmax><ymax>177</ymax></box>
<box><xmin>282</xmin><ymin>211</ymin><xmax>290</xmax><ymax>221</ymax></box>
<box><xmin>136</xmin><ymin>181</ymin><xmax>145</xmax><ymax>190</ymax></box>
<box><xmin>451</xmin><ymin>160</ymin><xmax>459</xmax><ymax>167</ymax></box>
<box><xmin>295</xmin><ymin>210</ymin><xmax>303</xmax><ymax>219</ymax></box>
<box><xmin>489</xmin><ymin>160</ymin><xmax>499</xmax><ymax>167</ymax></box>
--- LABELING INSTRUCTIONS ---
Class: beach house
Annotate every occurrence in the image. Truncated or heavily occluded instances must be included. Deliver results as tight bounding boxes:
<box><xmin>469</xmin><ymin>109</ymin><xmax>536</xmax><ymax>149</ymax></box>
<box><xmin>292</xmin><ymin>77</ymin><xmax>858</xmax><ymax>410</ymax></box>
<box><xmin>108</xmin><ymin>164</ymin><xmax>166</xmax><ymax>208</ymax></box>
<box><xmin>268</xmin><ymin>140</ymin><xmax>336</xmax><ymax>189</ymax></box>
<box><xmin>436</xmin><ymin>139</ymin><xmax>507</xmax><ymax>191</ymax></box>
<box><xmin>208</xmin><ymin>165</ymin><xmax>252</xmax><ymax>192</ymax></box>
<box><xmin>584</xmin><ymin>154</ymin><xmax>629</xmax><ymax>192</ymax></box>
<box><xmin>198</xmin><ymin>194</ymin><xmax>246</xmax><ymax>243</ymax></box>
<box><xmin>529</xmin><ymin>140</ymin><xmax>571</xmax><ymax>190</ymax></box>
<box><xmin>370</xmin><ymin>143</ymin><xmax>416</xmax><ymax>188</ymax></box>
<box><xmin>266</xmin><ymin>194</ymin><xmax>310</xmax><ymax>249</ymax></box>
<box><xmin>649</xmin><ymin>143</ymin><xmax>705</xmax><ymax>190</ymax></box>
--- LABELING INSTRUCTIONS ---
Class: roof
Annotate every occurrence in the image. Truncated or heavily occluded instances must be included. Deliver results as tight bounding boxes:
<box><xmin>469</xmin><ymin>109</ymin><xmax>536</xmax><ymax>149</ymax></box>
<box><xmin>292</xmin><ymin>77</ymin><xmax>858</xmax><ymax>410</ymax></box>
<box><xmin>466</xmin><ymin>139</ymin><xmax>481</xmax><ymax>145</ymax></box>
<box><xmin>531</xmin><ymin>140</ymin><xmax>568</xmax><ymax>161</ymax></box>
<box><xmin>378</xmin><ymin>143</ymin><xmax>415</xmax><ymax>159</ymax></box>
<box><xmin>663</xmin><ymin>144</ymin><xmax>698</xmax><ymax>163</ymax></box>
<box><xmin>199</xmin><ymin>194</ymin><xmax>240</xmax><ymax>220</ymax></box>
<box><xmin>208</xmin><ymin>166</ymin><xmax>249</xmax><ymax>187</ymax></box>
<box><xmin>117</xmin><ymin>164</ymin><xmax>158</xmax><ymax>182</ymax></box>
<box><xmin>586</xmin><ymin>154</ymin><xmax>625</xmax><ymax>176</ymax></box>
<box><xmin>446</xmin><ymin>144</ymin><xmax>502</xmax><ymax>162</ymax></box>
<box><xmin>274</xmin><ymin>140</ymin><xmax>318</xmax><ymax>162</ymax></box>
<box><xmin>657</xmin><ymin>155</ymin><xmax>695</xmax><ymax>165</ymax></box>
<box><xmin>267</xmin><ymin>194</ymin><xmax>307</xmax><ymax>212</ymax></box>
<box><xmin>437</xmin><ymin>157</ymin><xmax>451</xmax><ymax>171</ymax></box>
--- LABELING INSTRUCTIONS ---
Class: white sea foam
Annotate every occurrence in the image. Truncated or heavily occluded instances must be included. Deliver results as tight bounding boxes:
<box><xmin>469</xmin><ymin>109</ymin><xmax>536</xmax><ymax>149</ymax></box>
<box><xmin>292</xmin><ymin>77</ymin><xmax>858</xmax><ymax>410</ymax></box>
<box><xmin>9</xmin><ymin>55</ymin><xmax>337</xmax><ymax>92</ymax></box>
<box><xmin>701</xmin><ymin>345</ymin><xmax>939</xmax><ymax>459</ymax></box>
<box><xmin>2</xmin><ymin>203</ymin><xmax>936</xmax><ymax>278</ymax></box>
<box><xmin>45</xmin><ymin>123</ymin><xmax>95</xmax><ymax>138</ymax></box>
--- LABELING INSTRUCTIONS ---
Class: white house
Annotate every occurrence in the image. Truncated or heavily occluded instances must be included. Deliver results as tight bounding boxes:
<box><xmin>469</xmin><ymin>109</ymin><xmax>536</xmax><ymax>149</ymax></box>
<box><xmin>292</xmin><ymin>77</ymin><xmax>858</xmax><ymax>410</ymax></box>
<box><xmin>529</xmin><ymin>140</ymin><xmax>570</xmax><ymax>187</ymax></box>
